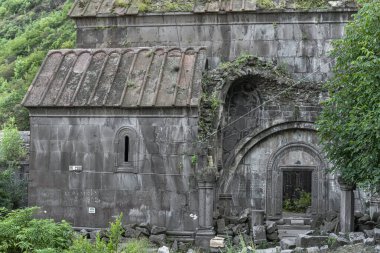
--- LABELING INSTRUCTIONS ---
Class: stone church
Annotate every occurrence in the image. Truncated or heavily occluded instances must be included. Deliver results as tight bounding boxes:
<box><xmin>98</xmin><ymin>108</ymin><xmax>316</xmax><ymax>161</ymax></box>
<box><xmin>22</xmin><ymin>0</ymin><xmax>357</xmax><ymax>243</ymax></box>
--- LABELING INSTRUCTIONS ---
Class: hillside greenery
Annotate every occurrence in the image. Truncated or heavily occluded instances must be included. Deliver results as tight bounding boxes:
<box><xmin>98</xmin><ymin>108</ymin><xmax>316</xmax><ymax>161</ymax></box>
<box><xmin>0</xmin><ymin>0</ymin><xmax>76</xmax><ymax>130</ymax></box>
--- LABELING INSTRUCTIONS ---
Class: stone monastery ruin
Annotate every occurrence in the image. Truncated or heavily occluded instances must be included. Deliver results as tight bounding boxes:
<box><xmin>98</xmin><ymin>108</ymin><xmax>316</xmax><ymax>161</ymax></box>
<box><xmin>22</xmin><ymin>0</ymin><xmax>360</xmax><ymax>247</ymax></box>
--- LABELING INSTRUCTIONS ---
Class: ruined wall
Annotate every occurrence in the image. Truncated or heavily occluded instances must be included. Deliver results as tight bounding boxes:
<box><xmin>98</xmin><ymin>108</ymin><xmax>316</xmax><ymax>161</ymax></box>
<box><xmin>74</xmin><ymin>10</ymin><xmax>355</xmax><ymax>82</ymax></box>
<box><xmin>28</xmin><ymin>108</ymin><xmax>199</xmax><ymax>230</ymax></box>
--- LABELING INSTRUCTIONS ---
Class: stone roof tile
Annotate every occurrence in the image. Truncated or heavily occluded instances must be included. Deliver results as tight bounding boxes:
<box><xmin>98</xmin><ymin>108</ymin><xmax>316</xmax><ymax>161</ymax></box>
<box><xmin>22</xmin><ymin>47</ymin><xmax>207</xmax><ymax>108</ymax></box>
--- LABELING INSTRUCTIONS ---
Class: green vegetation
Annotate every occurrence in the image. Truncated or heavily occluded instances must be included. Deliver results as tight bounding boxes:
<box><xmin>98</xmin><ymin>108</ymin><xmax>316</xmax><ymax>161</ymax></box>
<box><xmin>0</xmin><ymin>0</ymin><xmax>76</xmax><ymax>130</ymax></box>
<box><xmin>294</xmin><ymin>0</ymin><xmax>328</xmax><ymax>9</ymax></box>
<box><xmin>0</xmin><ymin>118</ymin><xmax>27</xmax><ymax>209</ymax></box>
<box><xmin>0</xmin><ymin>209</ymin><xmax>153</xmax><ymax>253</ymax></box>
<box><xmin>135</xmin><ymin>0</ymin><xmax>194</xmax><ymax>12</ymax></box>
<box><xmin>283</xmin><ymin>190</ymin><xmax>311</xmax><ymax>213</ymax></box>
<box><xmin>0</xmin><ymin>207</ymin><xmax>74</xmax><ymax>253</ymax></box>
<box><xmin>317</xmin><ymin>0</ymin><xmax>380</xmax><ymax>188</ymax></box>
<box><xmin>256</xmin><ymin>0</ymin><xmax>276</xmax><ymax>9</ymax></box>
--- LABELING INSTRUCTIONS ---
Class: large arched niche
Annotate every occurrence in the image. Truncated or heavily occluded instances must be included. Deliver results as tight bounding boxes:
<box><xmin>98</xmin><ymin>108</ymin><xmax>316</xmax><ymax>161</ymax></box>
<box><xmin>217</xmin><ymin>125</ymin><xmax>329</xmax><ymax>218</ymax></box>
<box><xmin>221</xmin><ymin>75</ymin><xmax>262</xmax><ymax>165</ymax></box>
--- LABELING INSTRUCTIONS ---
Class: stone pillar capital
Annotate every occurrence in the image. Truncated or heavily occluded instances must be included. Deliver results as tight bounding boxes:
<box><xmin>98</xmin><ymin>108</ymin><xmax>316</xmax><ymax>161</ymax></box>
<box><xmin>337</xmin><ymin>176</ymin><xmax>355</xmax><ymax>191</ymax></box>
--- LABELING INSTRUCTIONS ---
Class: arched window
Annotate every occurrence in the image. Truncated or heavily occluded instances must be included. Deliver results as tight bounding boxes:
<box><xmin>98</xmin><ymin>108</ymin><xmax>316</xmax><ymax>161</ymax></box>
<box><xmin>114</xmin><ymin>127</ymin><xmax>138</xmax><ymax>173</ymax></box>
<box><xmin>124</xmin><ymin>136</ymin><xmax>129</xmax><ymax>162</ymax></box>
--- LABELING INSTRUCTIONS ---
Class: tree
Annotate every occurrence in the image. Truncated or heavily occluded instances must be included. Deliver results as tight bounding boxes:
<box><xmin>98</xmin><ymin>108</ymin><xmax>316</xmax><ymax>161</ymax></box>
<box><xmin>317</xmin><ymin>0</ymin><xmax>380</xmax><ymax>187</ymax></box>
<box><xmin>0</xmin><ymin>117</ymin><xmax>27</xmax><ymax>209</ymax></box>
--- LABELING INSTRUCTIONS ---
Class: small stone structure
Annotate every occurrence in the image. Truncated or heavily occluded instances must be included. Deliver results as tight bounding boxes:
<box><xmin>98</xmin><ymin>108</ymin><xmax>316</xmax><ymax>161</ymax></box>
<box><xmin>22</xmin><ymin>0</ymin><xmax>361</xmax><ymax>246</ymax></box>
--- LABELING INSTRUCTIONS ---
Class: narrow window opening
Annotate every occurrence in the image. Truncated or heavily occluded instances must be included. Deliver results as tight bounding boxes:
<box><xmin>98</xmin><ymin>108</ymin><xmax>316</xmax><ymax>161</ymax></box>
<box><xmin>124</xmin><ymin>136</ymin><xmax>129</xmax><ymax>162</ymax></box>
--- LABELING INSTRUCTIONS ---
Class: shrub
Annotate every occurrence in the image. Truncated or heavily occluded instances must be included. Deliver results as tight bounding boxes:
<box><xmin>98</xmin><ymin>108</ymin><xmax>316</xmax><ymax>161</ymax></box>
<box><xmin>0</xmin><ymin>207</ymin><xmax>74</xmax><ymax>253</ymax></box>
<box><xmin>0</xmin><ymin>117</ymin><xmax>26</xmax><ymax>163</ymax></box>
<box><xmin>121</xmin><ymin>238</ymin><xmax>151</xmax><ymax>253</ymax></box>
<box><xmin>0</xmin><ymin>117</ymin><xmax>27</xmax><ymax>209</ymax></box>
<box><xmin>283</xmin><ymin>190</ymin><xmax>311</xmax><ymax>213</ymax></box>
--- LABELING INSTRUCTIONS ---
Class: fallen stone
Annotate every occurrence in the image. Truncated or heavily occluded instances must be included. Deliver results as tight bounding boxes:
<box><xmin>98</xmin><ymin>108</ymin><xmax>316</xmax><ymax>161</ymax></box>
<box><xmin>375</xmin><ymin>228</ymin><xmax>380</xmax><ymax>243</ymax></box>
<box><xmin>319</xmin><ymin>245</ymin><xmax>328</xmax><ymax>253</ymax></box>
<box><xmin>224</xmin><ymin>216</ymin><xmax>240</xmax><ymax>225</ymax></box>
<box><xmin>171</xmin><ymin>240</ymin><xmax>178</xmax><ymax>252</ymax></box>
<box><xmin>293</xmin><ymin>247</ymin><xmax>306</xmax><ymax>253</ymax></box>
<box><xmin>325</xmin><ymin>211</ymin><xmax>338</xmax><ymax>222</ymax></box>
<box><xmin>151</xmin><ymin>226</ymin><xmax>167</xmax><ymax>235</ymax></box>
<box><xmin>280</xmin><ymin>238</ymin><xmax>296</xmax><ymax>250</ymax></box>
<box><xmin>280</xmin><ymin>250</ymin><xmax>294</xmax><ymax>253</ymax></box>
<box><xmin>213</xmin><ymin>209</ymin><xmax>221</xmax><ymax>219</ymax></box>
<box><xmin>157</xmin><ymin>246</ymin><xmax>169</xmax><ymax>253</ymax></box>
<box><xmin>210</xmin><ymin>236</ymin><xmax>225</xmax><ymax>248</ymax></box>
<box><xmin>348</xmin><ymin>232</ymin><xmax>365</xmax><ymax>244</ymax></box>
<box><xmin>266</xmin><ymin>231</ymin><xmax>279</xmax><ymax>241</ymax></box>
<box><xmin>79</xmin><ymin>229</ymin><xmax>88</xmax><ymax>238</ymax></box>
<box><xmin>296</xmin><ymin>234</ymin><xmax>328</xmax><ymax>248</ymax></box>
<box><xmin>187</xmin><ymin>249</ymin><xmax>195</xmax><ymax>253</ymax></box>
<box><xmin>232</xmin><ymin>223</ymin><xmax>248</xmax><ymax>235</ymax></box>
<box><xmin>266</xmin><ymin>221</ymin><xmax>277</xmax><ymax>234</ymax></box>
<box><xmin>124</xmin><ymin>227</ymin><xmax>141</xmax><ymax>238</ymax></box>
<box><xmin>358</xmin><ymin>214</ymin><xmax>370</xmax><ymax>223</ymax></box>
<box><xmin>136</xmin><ymin>227</ymin><xmax>150</xmax><ymax>236</ymax></box>
<box><xmin>99</xmin><ymin>229</ymin><xmax>109</xmax><ymax>238</ymax></box>
<box><xmin>139</xmin><ymin>222</ymin><xmax>151</xmax><ymax>231</ymax></box>
<box><xmin>239</xmin><ymin>208</ymin><xmax>250</xmax><ymax>223</ymax></box>
<box><xmin>336</xmin><ymin>237</ymin><xmax>350</xmax><ymax>246</ymax></box>
<box><xmin>178</xmin><ymin>242</ymin><xmax>187</xmax><ymax>251</ymax></box>
<box><xmin>364</xmin><ymin>229</ymin><xmax>374</xmax><ymax>238</ymax></box>
<box><xmin>149</xmin><ymin>234</ymin><xmax>166</xmax><ymax>246</ymax></box>
<box><xmin>217</xmin><ymin>218</ymin><xmax>226</xmax><ymax>233</ymax></box>
<box><xmin>321</xmin><ymin>219</ymin><xmax>339</xmax><ymax>233</ymax></box>
<box><xmin>252</xmin><ymin>225</ymin><xmax>267</xmax><ymax>243</ymax></box>
<box><xmin>89</xmin><ymin>229</ymin><xmax>100</xmax><ymax>240</ymax></box>
<box><xmin>233</xmin><ymin>234</ymin><xmax>252</xmax><ymax>246</ymax></box>
<box><xmin>375</xmin><ymin>245</ymin><xmax>380</xmax><ymax>253</ymax></box>
<box><xmin>364</xmin><ymin>237</ymin><xmax>375</xmax><ymax>246</ymax></box>
<box><xmin>306</xmin><ymin>246</ymin><xmax>319</xmax><ymax>253</ymax></box>
<box><xmin>311</xmin><ymin>216</ymin><xmax>324</xmax><ymax>229</ymax></box>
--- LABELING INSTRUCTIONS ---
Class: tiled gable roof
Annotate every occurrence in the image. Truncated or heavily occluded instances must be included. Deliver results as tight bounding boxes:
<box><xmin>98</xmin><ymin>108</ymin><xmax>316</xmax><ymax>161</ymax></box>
<box><xmin>22</xmin><ymin>47</ymin><xmax>207</xmax><ymax>108</ymax></box>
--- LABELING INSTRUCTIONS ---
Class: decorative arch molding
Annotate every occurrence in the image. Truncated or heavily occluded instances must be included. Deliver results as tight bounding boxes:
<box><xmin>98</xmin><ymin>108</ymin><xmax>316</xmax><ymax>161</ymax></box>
<box><xmin>266</xmin><ymin>141</ymin><xmax>328</xmax><ymax>218</ymax></box>
<box><xmin>218</xmin><ymin>120</ymin><xmax>317</xmax><ymax>193</ymax></box>
<box><xmin>198</xmin><ymin>56</ymin><xmax>297</xmax><ymax>149</ymax></box>
<box><xmin>114</xmin><ymin>126</ymin><xmax>140</xmax><ymax>173</ymax></box>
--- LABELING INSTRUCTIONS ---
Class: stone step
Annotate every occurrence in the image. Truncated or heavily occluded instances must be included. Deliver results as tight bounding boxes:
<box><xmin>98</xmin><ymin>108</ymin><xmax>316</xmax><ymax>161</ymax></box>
<box><xmin>278</xmin><ymin>229</ymin><xmax>311</xmax><ymax>238</ymax></box>
<box><xmin>278</xmin><ymin>224</ymin><xmax>311</xmax><ymax>230</ymax></box>
<box><xmin>282</xmin><ymin>218</ymin><xmax>311</xmax><ymax>225</ymax></box>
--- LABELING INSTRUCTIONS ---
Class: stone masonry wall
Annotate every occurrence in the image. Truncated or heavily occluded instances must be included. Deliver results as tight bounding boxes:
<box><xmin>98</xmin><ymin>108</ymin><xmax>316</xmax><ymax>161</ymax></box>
<box><xmin>28</xmin><ymin>108</ymin><xmax>199</xmax><ymax>230</ymax></box>
<box><xmin>74</xmin><ymin>10</ymin><xmax>355</xmax><ymax>82</ymax></box>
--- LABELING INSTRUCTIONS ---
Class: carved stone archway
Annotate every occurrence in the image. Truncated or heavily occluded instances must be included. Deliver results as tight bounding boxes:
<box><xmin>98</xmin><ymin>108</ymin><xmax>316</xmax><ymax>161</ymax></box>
<box><xmin>266</xmin><ymin>142</ymin><xmax>328</xmax><ymax>219</ymax></box>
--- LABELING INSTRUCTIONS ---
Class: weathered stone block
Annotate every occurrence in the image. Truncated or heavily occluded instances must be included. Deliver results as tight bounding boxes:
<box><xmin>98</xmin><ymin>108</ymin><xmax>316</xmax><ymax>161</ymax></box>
<box><xmin>266</xmin><ymin>221</ymin><xmax>277</xmax><ymax>234</ymax></box>
<box><xmin>374</xmin><ymin>228</ymin><xmax>380</xmax><ymax>243</ymax></box>
<box><xmin>348</xmin><ymin>232</ymin><xmax>365</xmax><ymax>244</ymax></box>
<box><xmin>280</xmin><ymin>238</ymin><xmax>296</xmax><ymax>250</ymax></box>
<box><xmin>151</xmin><ymin>226</ymin><xmax>167</xmax><ymax>235</ymax></box>
<box><xmin>364</xmin><ymin>237</ymin><xmax>375</xmax><ymax>246</ymax></box>
<box><xmin>296</xmin><ymin>234</ymin><xmax>328</xmax><ymax>248</ymax></box>
<box><xmin>149</xmin><ymin>234</ymin><xmax>167</xmax><ymax>246</ymax></box>
<box><xmin>252</xmin><ymin>225</ymin><xmax>267</xmax><ymax>243</ymax></box>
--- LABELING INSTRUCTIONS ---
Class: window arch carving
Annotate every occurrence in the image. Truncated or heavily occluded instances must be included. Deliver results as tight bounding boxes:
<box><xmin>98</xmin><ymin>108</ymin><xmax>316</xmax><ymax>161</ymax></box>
<box><xmin>114</xmin><ymin>127</ymin><xmax>139</xmax><ymax>173</ymax></box>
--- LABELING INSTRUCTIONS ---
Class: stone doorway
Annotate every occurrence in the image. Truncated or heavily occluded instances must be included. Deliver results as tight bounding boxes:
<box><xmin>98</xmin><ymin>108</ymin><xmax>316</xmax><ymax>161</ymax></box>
<box><xmin>266</xmin><ymin>142</ymin><xmax>328</xmax><ymax>219</ymax></box>
<box><xmin>282</xmin><ymin>167</ymin><xmax>313</xmax><ymax>216</ymax></box>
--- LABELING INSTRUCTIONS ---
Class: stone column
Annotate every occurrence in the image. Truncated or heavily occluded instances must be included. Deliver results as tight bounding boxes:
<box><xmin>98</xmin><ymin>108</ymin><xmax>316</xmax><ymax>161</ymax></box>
<box><xmin>195</xmin><ymin>169</ymin><xmax>216</xmax><ymax>249</ymax></box>
<box><xmin>338</xmin><ymin>177</ymin><xmax>355</xmax><ymax>233</ymax></box>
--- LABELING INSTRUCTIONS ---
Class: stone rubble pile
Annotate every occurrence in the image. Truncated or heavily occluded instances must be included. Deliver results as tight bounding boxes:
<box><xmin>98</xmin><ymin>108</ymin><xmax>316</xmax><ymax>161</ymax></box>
<box><xmin>213</xmin><ymin>208</ymin><xmax>279</xmax><ymax>245</ymax></box>
<box><xmin>278</xmin><ymin>228</ymin><xmax>380</xmax><ymax>253</ymax></box>
<box><xmin>78</xmin><ymin>223</ymin><xmax>169</xmax><ymax>246</ymax></box>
